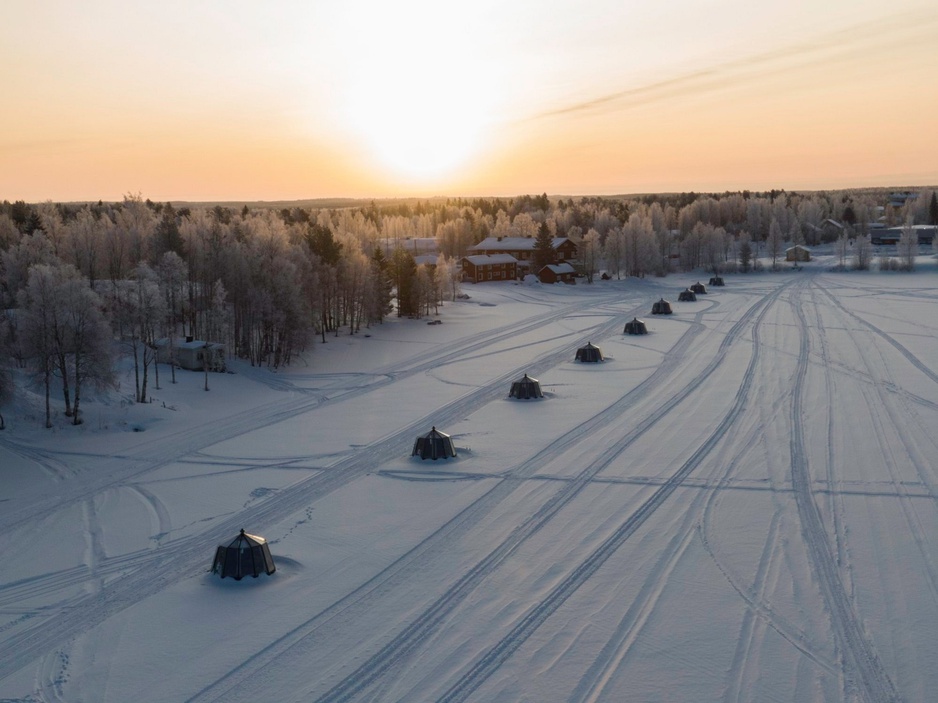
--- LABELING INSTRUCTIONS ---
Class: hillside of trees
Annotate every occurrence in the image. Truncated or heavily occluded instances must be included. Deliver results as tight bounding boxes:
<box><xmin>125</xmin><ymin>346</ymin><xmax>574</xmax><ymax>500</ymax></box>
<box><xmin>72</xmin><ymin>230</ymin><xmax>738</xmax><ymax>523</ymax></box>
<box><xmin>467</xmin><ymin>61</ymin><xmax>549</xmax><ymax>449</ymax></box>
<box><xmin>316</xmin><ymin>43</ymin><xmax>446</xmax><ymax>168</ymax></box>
<box><xmin>1</xmin><ymin>187</ymin><xmax>936</xmax><ymax>427</ymax></box>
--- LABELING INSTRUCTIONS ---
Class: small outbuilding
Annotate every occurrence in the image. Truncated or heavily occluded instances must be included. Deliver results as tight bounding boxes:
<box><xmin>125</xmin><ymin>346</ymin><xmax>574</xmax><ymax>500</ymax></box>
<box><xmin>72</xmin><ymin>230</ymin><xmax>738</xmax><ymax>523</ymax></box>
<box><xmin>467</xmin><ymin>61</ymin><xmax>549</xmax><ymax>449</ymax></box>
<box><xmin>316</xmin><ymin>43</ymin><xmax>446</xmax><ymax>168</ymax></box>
<box><xmin>539</xmin><ymin>263</ymin><xmax>577</xmax><ymax>284</ymax></box>
<box><xmin>412</xmin><ymin>426</ymin><xmax>457</xmax><ymax>460</ymax></box>
<box><xmin>624</xmin><ymin>317</ymin><xmax>648</xmax><ymax>335</ymax></box>
<box><xmin>211</xmin><ymin>529</ymin><xmax>276</xmax><ymax>580</ymax></box>
<box><xmin>709</xmin><ymin>276</ymin><xmax>725</xmax><ymax>286</ymax></box>
<box><xmin>155</xmin><ymin>337</ymin><xmax>226</xmax><ymax>372</ymax></box>
<box><xmin>690</xmin><ymin>282</ymin><xmax>707</xmax><ymax>295</ymax></box>
<box><xmin>509</xmin><ymin>373</ymin><xmax>544</xmax><ymax>399</ymax></box>
<box><xmin>785</xmin><ymin>245</ymin><xmax>811</xmax><ymax>262</ymax></box>
<box><xmin>678</xmin><ymin>288</ymin><xmax>697</xmax><ymax>302</ymax></box>
<box><xmin>651</xmin><ymin>298</ymin><xmax>673</xmax><ymax>315</ymax></box>
<box><xmin>575</xmin><ymin>342</ymin><xmax>604</xmax><ymax>362</ymax></box>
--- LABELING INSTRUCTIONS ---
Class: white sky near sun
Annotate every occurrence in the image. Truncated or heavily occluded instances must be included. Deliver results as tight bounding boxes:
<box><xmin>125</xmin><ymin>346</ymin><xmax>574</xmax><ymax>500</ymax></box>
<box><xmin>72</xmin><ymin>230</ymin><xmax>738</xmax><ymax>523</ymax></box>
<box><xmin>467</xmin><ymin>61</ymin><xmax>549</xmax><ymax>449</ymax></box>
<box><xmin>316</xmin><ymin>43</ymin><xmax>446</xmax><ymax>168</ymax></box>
<box><xmin>1</xmin><ymin>0</ymin><xmax>936</xmax><ymax>200</ymax></box>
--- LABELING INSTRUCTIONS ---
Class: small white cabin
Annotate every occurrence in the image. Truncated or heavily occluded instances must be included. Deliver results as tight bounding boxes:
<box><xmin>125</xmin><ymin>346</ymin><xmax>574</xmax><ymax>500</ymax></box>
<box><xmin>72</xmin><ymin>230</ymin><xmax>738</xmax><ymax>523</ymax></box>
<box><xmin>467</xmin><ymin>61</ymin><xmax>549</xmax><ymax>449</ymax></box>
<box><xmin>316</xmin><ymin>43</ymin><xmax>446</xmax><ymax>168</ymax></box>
<box><xmin>154</xmin><ymin>337</ymin><xmax>226</xmax><ymax>371</ymax></box>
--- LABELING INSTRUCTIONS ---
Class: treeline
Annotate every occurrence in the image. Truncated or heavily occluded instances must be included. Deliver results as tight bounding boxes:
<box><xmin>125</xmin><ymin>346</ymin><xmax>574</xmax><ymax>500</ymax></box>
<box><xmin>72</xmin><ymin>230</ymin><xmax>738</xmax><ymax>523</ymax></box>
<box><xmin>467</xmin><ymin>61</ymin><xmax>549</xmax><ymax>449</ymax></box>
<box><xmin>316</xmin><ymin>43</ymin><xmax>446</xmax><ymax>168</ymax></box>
<box><xmin>0</xmin><ymin>196</ymin><xmax>464</xmax><ymax>426</ymax></box>
<box><xmin>0</xmin><ymin>187</ymin><xmax>936</xmax><ymax>427</ymax></box>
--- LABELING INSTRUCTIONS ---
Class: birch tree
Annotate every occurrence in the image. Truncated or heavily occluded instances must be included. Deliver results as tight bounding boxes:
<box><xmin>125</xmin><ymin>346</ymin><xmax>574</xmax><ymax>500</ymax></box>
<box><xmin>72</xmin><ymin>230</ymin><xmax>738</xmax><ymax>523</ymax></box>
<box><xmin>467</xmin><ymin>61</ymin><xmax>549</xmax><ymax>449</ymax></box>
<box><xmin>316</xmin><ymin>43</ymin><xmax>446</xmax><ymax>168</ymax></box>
<box><xmin>580</xmin><ymin>229</ymin><xmax>601</xmax><ymax>283</ymax></box>
<box><xmin>766</xmin><ymin>219</ymin><xmax>784</xmax><ymax>270</ymax></box>
<box><xmin>854</xmin><ymin>233</ymin><xmax>872</xmax><ymax>270</ymax></box>
<box><xmin>898</xmin><ymin>217</ymin><xmax>917</xmax><ymax>271</ymax></box>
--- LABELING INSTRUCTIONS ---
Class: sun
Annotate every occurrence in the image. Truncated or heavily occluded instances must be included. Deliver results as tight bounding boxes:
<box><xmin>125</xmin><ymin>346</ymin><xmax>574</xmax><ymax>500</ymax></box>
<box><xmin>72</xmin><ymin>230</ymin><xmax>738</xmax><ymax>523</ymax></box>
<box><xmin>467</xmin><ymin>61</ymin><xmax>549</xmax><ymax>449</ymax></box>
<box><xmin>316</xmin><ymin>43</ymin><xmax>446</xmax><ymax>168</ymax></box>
<box><xmin>348</xmin><ymin>86</ymin><xmax>485</xmax><ymax>181</ymax></box>
<box><xmin>335</xmin><ymin>1</ymin><xmax>499</xmax><ymax>182</ymax></box>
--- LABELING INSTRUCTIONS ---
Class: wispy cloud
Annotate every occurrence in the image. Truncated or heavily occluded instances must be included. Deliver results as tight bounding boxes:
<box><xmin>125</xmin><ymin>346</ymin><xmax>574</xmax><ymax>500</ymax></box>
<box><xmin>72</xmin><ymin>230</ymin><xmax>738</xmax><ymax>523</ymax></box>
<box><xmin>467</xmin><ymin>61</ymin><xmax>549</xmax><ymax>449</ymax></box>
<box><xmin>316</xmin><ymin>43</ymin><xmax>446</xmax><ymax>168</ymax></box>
<box><xmin>535</xmin><ymin>8</ymin><xmax>938</xmax><ymax>120</ymax></box>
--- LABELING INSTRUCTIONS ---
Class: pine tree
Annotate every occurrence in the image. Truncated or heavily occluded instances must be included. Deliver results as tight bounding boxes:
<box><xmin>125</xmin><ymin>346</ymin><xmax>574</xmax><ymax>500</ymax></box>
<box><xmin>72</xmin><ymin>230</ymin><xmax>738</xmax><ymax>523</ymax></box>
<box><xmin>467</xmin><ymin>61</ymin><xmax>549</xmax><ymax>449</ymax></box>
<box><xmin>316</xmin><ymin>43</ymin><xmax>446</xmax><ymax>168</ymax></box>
<box><xmin>533</xmin><ymin>222</ymin><xmax>555</xmax><ymax>271</ymax></box>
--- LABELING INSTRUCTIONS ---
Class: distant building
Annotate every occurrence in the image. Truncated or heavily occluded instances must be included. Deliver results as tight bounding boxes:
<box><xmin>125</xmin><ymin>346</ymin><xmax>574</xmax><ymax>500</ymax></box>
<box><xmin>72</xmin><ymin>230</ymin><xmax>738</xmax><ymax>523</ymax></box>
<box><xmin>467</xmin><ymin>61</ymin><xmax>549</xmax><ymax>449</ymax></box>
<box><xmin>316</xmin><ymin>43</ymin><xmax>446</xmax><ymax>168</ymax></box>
<box><xmin>461</xmin><ymin>254</ymin><xmax>518</xmax><ymax>283</ymax></box>
<box><xmin>414</xmin><ymin>254</ymin><xmax>439</xmax><ymax>268</ymax></box>
<box><xmin>870</xmin><ymin>225</ymin><xmax>936</xmax><ymax>245</ymax></box>
<box><xmin>887</xmin><ymin>192</ymin><xmax>918</xmax><ymax>209</ymax></box>
<box><xmin>468</xmin><ymin>237</ymin><xmax>577</xmax><ymax>274</ymax></box>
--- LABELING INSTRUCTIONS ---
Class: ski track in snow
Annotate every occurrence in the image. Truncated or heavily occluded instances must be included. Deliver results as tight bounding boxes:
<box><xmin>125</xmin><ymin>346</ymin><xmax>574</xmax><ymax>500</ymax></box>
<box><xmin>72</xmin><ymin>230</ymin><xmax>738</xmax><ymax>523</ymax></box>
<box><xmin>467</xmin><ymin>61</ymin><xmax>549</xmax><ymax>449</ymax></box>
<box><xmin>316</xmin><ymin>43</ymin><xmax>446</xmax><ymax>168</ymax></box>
<box><xmin>789</xmin><ymin>281</ymin><xmax>900</xmax><ymax>703</ymax></box>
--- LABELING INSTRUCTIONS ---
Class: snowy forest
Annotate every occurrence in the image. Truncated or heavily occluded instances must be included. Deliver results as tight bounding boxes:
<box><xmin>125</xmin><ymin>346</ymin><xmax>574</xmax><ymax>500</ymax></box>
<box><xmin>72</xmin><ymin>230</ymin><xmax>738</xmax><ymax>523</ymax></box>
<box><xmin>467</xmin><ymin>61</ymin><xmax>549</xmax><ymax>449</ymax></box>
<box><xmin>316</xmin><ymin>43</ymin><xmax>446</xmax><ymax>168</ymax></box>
<box><xmin>1</xmin><ymin>187</ymin><xmax>936</xmax><ymax>428</ymax></box>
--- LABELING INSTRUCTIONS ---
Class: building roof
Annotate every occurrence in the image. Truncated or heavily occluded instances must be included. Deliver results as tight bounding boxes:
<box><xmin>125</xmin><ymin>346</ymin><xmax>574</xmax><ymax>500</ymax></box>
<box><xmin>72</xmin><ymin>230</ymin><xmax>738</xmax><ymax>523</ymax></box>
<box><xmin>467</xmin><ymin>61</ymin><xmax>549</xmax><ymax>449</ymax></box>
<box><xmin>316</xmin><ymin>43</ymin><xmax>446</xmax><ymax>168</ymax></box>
<box><xmin>154</xmin><ymin>337</ymin><xmax>224</xmax><ymax>351</ymax></box>
<box><xmin>542</xmin><ymin>263</ymin><xmax>576</xmax><ymax>274</ymax></box>
<box><xmin>463</xmin><ymin>254</ymin><xmax>518</xmax><ymax>265</ymax></box>
<box><xmin>469</xmin><ymin>237</ymin><xmax>571</xmax><ymax>252</ymax></box>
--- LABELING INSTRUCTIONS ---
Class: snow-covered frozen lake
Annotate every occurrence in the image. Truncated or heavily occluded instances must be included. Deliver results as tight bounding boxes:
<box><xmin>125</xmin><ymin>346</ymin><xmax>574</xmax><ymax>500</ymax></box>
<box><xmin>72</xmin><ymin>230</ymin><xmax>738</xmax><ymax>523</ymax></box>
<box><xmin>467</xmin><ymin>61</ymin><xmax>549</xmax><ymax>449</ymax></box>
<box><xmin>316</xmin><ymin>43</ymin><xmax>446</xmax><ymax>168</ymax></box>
<box><xmin>2</xmin><ymin>259</ymin><xmax>937</xmax><ymax>702</ymax></box>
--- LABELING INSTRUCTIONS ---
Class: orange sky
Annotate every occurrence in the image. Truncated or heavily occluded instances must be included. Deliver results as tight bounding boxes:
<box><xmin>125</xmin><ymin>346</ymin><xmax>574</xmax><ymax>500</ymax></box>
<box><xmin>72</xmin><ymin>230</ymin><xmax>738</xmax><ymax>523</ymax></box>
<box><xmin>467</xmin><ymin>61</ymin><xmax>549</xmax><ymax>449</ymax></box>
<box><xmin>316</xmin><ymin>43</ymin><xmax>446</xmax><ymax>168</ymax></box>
<box><xmin>2</xmin><ymin>0</ymin><xmax>936</xmax><ymax>202</ymax></box>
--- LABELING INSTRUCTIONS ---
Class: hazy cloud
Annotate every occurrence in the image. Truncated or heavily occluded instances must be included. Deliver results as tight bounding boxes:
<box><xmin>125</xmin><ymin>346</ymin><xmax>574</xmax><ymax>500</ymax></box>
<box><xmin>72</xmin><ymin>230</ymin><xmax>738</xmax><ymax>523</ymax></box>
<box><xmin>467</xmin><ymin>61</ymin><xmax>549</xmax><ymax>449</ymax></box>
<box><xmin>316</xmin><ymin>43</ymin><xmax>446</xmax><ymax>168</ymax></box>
<box><xmin>535</xmin><ymin>9</ymin><xmax>938</xmax><ymax>120</ymax></box>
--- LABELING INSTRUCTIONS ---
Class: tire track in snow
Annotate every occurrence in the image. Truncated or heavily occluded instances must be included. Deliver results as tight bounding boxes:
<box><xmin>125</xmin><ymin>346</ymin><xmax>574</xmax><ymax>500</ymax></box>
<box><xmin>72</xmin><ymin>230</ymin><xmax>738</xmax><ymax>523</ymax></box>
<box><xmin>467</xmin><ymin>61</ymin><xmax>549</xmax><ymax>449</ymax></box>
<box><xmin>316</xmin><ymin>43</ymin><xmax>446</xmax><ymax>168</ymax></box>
<box><xmin>570</xmin><ymin>282</ymin><xmax>781</xmax><ymax>703</ymax></box>
<box><xmin>789</xmin><ymin>283</ymin><xmax>900</xmax><ymax>703</ymax></box>
<box><xmin>816</xmin><ymin>282</ymin><xmax>938</xmax><ymax>601</ymax></box>
<box><xmin>433</xmin><ymin>284</ymin><xmax>782</xmax><ymax>703</ymax></box>
<box><xmin>306</xmin><ymin>289</ymin><xmax>781</xmax><ymax>703</ymax></box>
<box><xmin>818</xmin><ymin>283</ymin><xmax>938</xmax><ymax>388</ymax></box>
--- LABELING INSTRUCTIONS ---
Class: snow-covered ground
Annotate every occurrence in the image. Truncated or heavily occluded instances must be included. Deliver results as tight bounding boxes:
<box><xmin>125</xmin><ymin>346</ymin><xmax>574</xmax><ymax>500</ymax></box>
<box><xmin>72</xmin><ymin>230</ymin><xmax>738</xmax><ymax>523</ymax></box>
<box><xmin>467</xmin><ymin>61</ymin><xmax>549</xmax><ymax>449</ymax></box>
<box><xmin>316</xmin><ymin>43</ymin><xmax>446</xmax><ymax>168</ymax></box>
<box><xmin>2</xmin><ymin>254</ymin><xmax>937</xmax><ymax>702</ymax></box>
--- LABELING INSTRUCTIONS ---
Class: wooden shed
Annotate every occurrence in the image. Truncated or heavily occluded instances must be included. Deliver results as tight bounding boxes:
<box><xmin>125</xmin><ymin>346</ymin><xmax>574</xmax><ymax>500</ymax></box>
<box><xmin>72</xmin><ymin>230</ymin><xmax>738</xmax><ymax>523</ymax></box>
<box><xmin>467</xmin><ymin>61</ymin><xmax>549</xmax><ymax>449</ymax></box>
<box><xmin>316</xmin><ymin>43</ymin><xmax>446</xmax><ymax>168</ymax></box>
<box><xmin>785</xmin><ymin>245</ymin><xmax>811</xmax><ymax>262</ymax></box>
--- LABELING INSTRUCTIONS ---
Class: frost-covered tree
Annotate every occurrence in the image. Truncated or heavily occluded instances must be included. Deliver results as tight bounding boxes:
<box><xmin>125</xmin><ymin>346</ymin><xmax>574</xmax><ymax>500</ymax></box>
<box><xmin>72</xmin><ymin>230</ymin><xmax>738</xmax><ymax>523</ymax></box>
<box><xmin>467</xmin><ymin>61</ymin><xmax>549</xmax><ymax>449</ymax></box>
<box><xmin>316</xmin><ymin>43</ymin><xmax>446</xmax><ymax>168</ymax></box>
<box><xmin>603</xmin><ymin>227</ymin><xmax>625</xmax><ymax>279</ymax></box>
<box><xmin>0</xmin><ymin>315</ymin><xmax>13</xmax><ymax>429</ymax></box>
<box><xmin>117</xmin><ymin>263</ymin><xmax>166</xmax><ymax>403</ymax></box>
<box><xmin>61</xmin><ymin>276</ymin><xmax>114</xmax><ymax>424</ymax></box>
<box><xmin>18</xmin><ymin>267</ymin><xmax>57</xmax><ymax>427</ymax></box>
<box><xmin>766</xmin><ymin>219</ymin><xmax>784</xmax><ymax>270</ymax></box>
<box><xmin>0</xmin><ymin>232</ymin><xmax>58</xmax><ymax>306</ymax></box>
<box><xmin>580</xmin><ymin>229</ymin><xmax>601</xmax><ymax>283</ymax></box>
<box><xmin>738</xmin><ymin>232</ymin><xmax>753</xmax><ymax>273</ymax></box>
<box><xmin>835</xmin><ymin>232</ymin><xmax>850</xmax><ymax>270</ymax></box>
<box><xmin>17</xmin><ymin>264</ymin><xmax>111</xmax><ymax>426</ymax></box>
<box><xmin>897</xmin><ymin>217</ymin><xmax>917</xmax><ymax>271</ymax></box>
<box><xmin>854</xmin><ymin>233</ymin><xmax>872</xmax><ymax>270</ymax></box>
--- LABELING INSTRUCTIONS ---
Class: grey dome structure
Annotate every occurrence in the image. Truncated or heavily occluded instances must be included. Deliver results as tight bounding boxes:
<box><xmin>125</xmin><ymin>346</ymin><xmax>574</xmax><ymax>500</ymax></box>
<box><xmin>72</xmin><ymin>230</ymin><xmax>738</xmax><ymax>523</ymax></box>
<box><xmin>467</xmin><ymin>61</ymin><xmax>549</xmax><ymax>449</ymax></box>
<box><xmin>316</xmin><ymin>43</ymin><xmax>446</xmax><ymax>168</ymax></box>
<box><xmin>651</xmin><ymin>298</ymin><xmax>672</xmax><ymax>315</ymax></box>
<box><xmin>575</xmin><ymin>342</ymin><xmax>604</xmax><ymax>362</ymax></box>
<box><xmin>690</xmin><ymin>282</ymin><xmax>707</xmax><ymax>294</ymax></box>
<box><xmin>509</xmin><ymin>373</ymin><xmax>544</xmax><ymax>399</ymax></box>
<box><xmin>678</xmin><ymin>288</ymin><xmax>697</xmax><ymax>302</ymax></box>
<box><xmin>708</xmin><ymin>276</ymin><xmax>725</xmax><ymax>286</ymax></box>
<box><xmin>412</xmin><ymin>426</ymin><xmax>457</xmax><ymax>460</ymax></box>
<box><xmin>211</xmin><ymin>529</ymin><xmax>276</xmax><ymax>580</ymax></box>
<box><xmin>624</xmin><ymin>317</ymin><xmax>648</xmax><ymax>335</ymax></box>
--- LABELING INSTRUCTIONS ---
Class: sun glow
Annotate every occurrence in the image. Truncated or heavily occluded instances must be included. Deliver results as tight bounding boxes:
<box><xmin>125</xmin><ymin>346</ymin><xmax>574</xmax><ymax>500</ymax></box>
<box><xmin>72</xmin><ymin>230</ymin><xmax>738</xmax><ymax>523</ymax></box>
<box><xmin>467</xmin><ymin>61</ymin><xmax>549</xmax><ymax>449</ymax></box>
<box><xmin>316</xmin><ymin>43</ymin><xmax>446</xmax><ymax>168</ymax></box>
<box><xmin>336</xmin><ymin>1</ymin><xmax>500</xmax><ymax>183</ymax></box>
